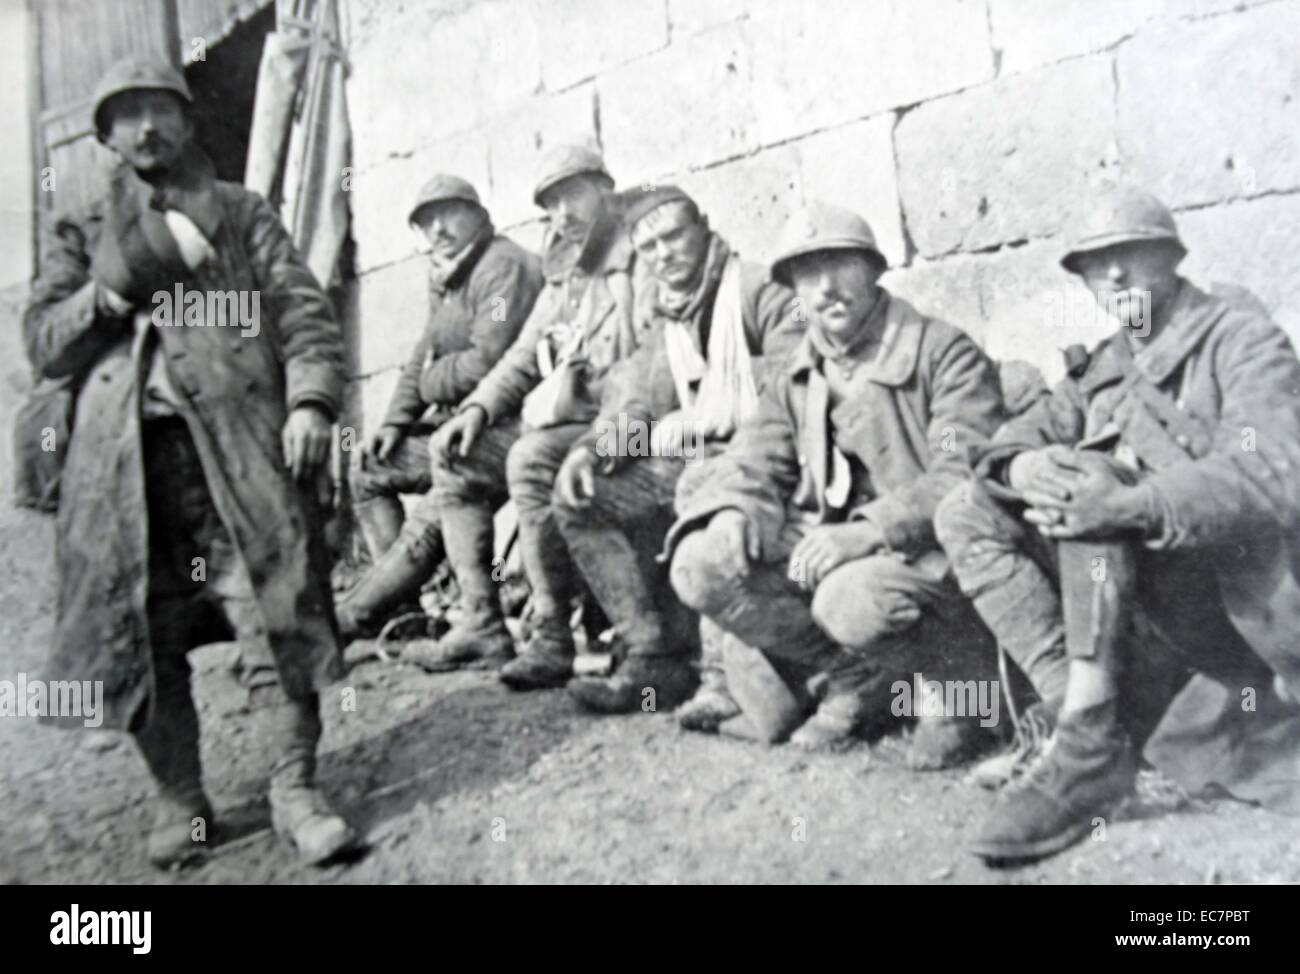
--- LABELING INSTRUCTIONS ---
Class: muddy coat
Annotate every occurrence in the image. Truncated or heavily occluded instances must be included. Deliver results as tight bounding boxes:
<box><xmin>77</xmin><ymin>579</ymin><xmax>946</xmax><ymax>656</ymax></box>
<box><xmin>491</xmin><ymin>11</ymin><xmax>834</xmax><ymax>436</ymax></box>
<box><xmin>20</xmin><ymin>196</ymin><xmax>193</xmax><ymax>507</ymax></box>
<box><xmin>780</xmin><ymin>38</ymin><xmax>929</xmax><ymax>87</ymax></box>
<box><xmin>380</xmin><ymin>231</ymin><xmax>542</xmax><ymax>431</ymax></box>
<box><xmin>461</xmin><ymin>210</ymin><xmax>645</xmax><ymax>424</ymax></box>
<box><xmin>667</xmin><ymin>291</ymin><xmax>1005</xmax><ymax>561</ymax></box>
<box><xmin>24</xmin><ymin>165</ymin><xmax>346</xmax><ymax>730</ymax></box>
<box><xmin>977</xmin><ymin>280</ymin><xmax>1300</xmax><ymax>689</ymax></box>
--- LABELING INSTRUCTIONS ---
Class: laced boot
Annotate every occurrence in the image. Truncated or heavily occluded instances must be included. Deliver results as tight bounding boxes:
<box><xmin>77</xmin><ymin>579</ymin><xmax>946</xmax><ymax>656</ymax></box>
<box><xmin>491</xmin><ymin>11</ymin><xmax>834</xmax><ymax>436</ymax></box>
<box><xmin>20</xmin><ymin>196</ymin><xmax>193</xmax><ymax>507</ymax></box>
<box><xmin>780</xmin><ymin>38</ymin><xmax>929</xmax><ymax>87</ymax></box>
<box><xmin>969</xmin><ymin>699</ymin><xmax>1136</xmax><ymax>862</ymax></box>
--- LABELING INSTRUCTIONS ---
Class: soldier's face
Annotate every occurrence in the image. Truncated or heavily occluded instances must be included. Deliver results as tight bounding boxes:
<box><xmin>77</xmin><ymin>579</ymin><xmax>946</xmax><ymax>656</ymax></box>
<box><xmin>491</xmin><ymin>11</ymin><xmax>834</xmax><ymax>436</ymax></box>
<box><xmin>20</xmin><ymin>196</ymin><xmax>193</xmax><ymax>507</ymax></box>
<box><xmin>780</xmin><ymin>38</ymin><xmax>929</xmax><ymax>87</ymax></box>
<box><xmin>100</xmin><ymin>90</ymin><xmax>192</xmax><ymax>174</ymax></box>
<box><xmin>787</xmin><ymin>250</ymin><xmax>885</xmax><ymax>344</ymax></box>
<box><xmin>540</xmin><ymin>174</ymin><xmax>608</xmax><ymax>244</ymax></box>
<box><xmin>631</xmin><ymin>201</ymin><xmax>710</xmax><ymax>290</ymax></box>
<box><xmin>1073</xmin><ymin>240</ymin><xmax>1183</xmax><ymax>331</ymax></box>
<box><xmin>415</xmin><ymin>200</ymin><xmax>487</xmax><ymax>259</ymax></box>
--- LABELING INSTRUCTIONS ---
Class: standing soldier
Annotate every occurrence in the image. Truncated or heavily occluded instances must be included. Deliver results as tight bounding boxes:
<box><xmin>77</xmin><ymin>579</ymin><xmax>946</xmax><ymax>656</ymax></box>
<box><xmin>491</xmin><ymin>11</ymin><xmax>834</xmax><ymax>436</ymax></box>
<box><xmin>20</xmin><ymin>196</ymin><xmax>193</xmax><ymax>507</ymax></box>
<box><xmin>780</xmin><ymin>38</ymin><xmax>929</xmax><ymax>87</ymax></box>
<box><xmin>550</xmin><ymin>184</ymin><xmax>803</xmax><ymax>714</ymax></box>
<box><xmin>935</xmin><ymin>186</ymin><xmax>1300</xmax><ymax>862</ymax></box>
<box><xmin>24</xmin><ymin>59</ymin><xmax>354</xmax><ymax>868</ymax></box>
<box><xmin>667</xmin><ymin>203</ymin><xmax>1006</xmax><ymax>754</ymax></box>
<box><xmin>336</xmin><ymin>176</ymin><xmax>541</xmax><ymax>639</ymax></box>
<box><xmin>414</xmin><ymin>145</ymin><xmax>647</xmax><ymax>675</ymax></box>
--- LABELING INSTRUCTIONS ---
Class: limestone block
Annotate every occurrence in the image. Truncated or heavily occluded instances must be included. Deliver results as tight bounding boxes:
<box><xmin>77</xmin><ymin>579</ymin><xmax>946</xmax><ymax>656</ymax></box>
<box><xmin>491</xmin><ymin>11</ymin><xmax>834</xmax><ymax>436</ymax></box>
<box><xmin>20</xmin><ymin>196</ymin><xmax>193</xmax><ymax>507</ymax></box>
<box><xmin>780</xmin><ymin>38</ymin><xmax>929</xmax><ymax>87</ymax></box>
<box><xmin>1117</xmin><ymin>3</ymin><xmax>1300</xmax><ymax>209</ymax></box>
<box><xmin>895</xmin><ymin>57</ymin><xmax>1118</xmax><ymax>257</ymax></box>
<box><xmin>750</xmin><ymin>0</ymin><xmax>993</xmax><ymax>146</ymax></box>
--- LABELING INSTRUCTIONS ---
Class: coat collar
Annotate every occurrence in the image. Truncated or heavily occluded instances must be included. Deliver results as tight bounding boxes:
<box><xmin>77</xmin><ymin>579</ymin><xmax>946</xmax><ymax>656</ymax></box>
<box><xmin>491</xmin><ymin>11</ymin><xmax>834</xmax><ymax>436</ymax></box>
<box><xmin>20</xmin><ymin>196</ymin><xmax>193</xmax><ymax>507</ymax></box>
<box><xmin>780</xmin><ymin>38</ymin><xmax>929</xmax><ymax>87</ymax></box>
<box><xmin>541</xmin><ymin>203</ymin><xmax>632</xmax><ymax>282</ymax></box>
<box><xmin>430</xmin><ymin>223</ymin><xmax>495</xmax><ymax>295</ymax></box>
<box><xmin>1079</xmin><ymin>280</ymin><xmax>1229</xmax><ymax>392</ymax></box>
<box><xmin>787</xmin><ymin>290</ymin><xmax>925</xmax><ymax>386</ymax></box>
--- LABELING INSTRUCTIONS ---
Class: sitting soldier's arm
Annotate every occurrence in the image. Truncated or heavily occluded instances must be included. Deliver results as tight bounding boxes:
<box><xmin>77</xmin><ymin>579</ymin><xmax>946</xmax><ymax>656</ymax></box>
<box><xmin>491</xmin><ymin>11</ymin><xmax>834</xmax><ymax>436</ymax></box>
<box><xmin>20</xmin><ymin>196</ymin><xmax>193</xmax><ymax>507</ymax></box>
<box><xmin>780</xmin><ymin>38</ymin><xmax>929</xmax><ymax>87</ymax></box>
<box><xmin>460</xmin><ymin>285</ymin><xmax>555</xmax><ymax>423</ymax></box>
<box><xmin>1140</xmin><ymin>313</ymin><xmax>1300</xmax><ymax>550</ymax></box>
<box><xmin>417</xmin><ymin>253</ymin><xmax>542</xmax><ymax>407</ymax></box>
<box><xmin>852</xmin><ymin>330</ymin><xmax>1006</xmax><ymax>553</ymax></box>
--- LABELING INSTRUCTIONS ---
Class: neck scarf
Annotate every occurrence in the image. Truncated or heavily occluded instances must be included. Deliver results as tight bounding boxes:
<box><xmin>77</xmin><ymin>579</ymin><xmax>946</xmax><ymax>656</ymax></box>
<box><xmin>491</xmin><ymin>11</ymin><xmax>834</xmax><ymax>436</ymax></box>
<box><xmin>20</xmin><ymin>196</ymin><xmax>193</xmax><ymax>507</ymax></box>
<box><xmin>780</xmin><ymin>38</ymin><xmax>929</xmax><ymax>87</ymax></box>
<box><xmin>660</xmin><ymin>234</ymin><xmax>758</xmax><ymax>440</ymax></box>
<box><xmin>806</xmin><ymin>289</ymin><xmax>889</xmax><ymax>379</ymax></box>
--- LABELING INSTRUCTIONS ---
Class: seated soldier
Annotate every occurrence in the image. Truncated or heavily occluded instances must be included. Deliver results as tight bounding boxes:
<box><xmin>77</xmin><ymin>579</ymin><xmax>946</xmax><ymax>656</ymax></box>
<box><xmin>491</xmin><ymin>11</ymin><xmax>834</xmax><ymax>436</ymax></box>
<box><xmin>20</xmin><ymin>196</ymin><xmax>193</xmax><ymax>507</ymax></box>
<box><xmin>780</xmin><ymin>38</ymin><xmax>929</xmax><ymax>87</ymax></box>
<box><xmin>337</xmin><ymin>176</ymin><xmax>541</xmax><ymax>639</ymax></box>
<box><xmin>546</xmin><ymin>185</ymin><xmax>803</xmax><ymax>713</ymax></box>
<box><xmin>667</xmin><ymin>202</ymin><xmax>1006</xmax><ymax>754</ymax></box>
<box><xmin>415</xmin><ymin>145</ymin><xmax>647</xmax><ymax>674</ymax></box>
<box><xmin>935</xmin><ymin>186</ymin><xmax>1300</xmax><ymax>862</ymax></box>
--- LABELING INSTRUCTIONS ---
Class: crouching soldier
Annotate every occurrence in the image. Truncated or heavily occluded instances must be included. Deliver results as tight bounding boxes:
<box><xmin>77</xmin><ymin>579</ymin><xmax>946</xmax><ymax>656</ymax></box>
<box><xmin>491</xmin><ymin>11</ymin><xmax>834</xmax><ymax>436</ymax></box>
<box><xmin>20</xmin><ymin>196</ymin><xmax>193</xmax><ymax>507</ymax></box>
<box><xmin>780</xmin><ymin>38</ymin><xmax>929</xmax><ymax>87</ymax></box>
<box><xmin>934</xmin><ymin>186</ymin><xmax>1300</xmax><ymax>862</ymax></box>
<box><xmin>667</xmin><ymin>203</ymin><xmax>1006</xmax><ymax>753</ymax></box>
<box><xmin>548</xmin><ymin>185</ymin><xmax>803</xmax><ymax>713</ymax></box>
<box><xmin>24</xmin><ymin>59</ymin><xmax>356</xmax><ymax>867</ymax></box>
<box><xmin>415</xmin><ymin>145</ymin><xmax>646</xmax><ymax>675</ymax></box>
<box><xmin>336</xmin><ymin>176</ymin><xmax>541</xmax><ymax>639</ymax></box>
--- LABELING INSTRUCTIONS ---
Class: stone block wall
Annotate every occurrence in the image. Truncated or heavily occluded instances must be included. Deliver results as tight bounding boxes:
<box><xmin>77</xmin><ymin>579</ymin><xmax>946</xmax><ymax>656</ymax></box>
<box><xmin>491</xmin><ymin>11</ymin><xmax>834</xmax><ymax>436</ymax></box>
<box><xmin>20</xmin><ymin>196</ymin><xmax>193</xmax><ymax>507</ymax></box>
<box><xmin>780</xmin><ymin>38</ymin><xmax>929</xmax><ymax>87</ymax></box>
<box><xmin>339</xmin><ymin>0</ymin><xmax>1300</xmax><ymax>421</ymax></box>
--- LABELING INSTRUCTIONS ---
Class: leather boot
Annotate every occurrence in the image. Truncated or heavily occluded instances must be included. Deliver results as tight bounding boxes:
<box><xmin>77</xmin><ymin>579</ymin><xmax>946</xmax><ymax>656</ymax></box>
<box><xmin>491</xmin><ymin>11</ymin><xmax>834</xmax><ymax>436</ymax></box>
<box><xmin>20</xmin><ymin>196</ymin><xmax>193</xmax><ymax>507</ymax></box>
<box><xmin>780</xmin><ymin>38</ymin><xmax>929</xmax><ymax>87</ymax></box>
<box><xmin>403</xmin><ymin>502</ymin><xmax>513</xmax><ymax>672</ymax></box>
<box><xmin>500</xmin><ymin>614</ymin><xmax>574</xmax><ymax>690</ymax></box>
<box><xmin>677</xmin><ymin>619</ymin><xmax>741</xmax><ymax>733</ymax></box>
<box><xmin>335</xmin><ymin>541</ymin><xmax>435</xmax><ymax>643</ymax></box>
<box><xmin>353</xmin><ymin>494</ymin><xmax>405</xmax><ymax>562</ymax></box>
<box><xmin>265</xmin><ymin>692</ymin><xmax>358</xmax><ymax>865</ymax></box>
<box><xmin>133</xmin><ymin>680</ymin><xmax>213</xmax><ymax>870</ymax></box>
<box><xmin>568</xmin><ymin>653</ymin><xmax>696</xmax><ymax>714</ymax></box>
<box><xmin>563</xmin><ymin>524</ymin><xmax>696</xmax><ymax>712</ymax></box>
<box><xmin>969</xmin><ymin>698</ymin><xmax>1136</xmax><ymax>862</ymax></box>
<box><xmin>789</xmin><ymin>649</ymin><xmax>878</xmax><ymax>752</ymax></box>
<box><xmin>500</xmin><ymin>512</ymin><xmax>578</xmax><ymax>690</ymax></box>
<box><xmin>969</xmin><ymin>700</ymin><xmax>1056</xmax><ymax>790</ymax></box>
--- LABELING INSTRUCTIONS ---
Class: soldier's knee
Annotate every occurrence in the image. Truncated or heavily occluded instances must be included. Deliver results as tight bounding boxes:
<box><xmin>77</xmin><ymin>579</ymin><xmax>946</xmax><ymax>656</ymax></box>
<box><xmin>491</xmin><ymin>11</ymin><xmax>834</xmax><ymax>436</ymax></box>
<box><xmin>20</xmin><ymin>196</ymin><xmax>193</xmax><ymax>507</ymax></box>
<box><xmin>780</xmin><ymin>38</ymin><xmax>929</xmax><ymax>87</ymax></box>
<box><xmin>506</xmin><ymin>435</ymin><xmax>557</xmax><ymax>515</ymax></box>
<box><xmin>669</xmin><ymin>530</ymin><xmax>734</xmax><ymax>616</ymax></box>
<box><xmin>811</xmin><ymin>561</ymin><xmax>921</xmax><ymax>650</ymax></box>
<box><xmin>934</xmin><ymin>481</ymin><xmax>1010</xmax><ymax>555</ymax></box>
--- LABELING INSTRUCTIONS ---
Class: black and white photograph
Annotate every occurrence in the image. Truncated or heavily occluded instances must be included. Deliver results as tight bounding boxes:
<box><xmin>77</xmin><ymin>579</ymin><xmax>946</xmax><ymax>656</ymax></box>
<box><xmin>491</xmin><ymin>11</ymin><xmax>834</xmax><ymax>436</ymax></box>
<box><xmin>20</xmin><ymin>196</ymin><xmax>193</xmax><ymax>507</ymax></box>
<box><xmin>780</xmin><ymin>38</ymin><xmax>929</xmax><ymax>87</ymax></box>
<box><xmin>0</xmin><ymin>0</ymin><xmax>1297</xmax><ymax>920</ymax></box>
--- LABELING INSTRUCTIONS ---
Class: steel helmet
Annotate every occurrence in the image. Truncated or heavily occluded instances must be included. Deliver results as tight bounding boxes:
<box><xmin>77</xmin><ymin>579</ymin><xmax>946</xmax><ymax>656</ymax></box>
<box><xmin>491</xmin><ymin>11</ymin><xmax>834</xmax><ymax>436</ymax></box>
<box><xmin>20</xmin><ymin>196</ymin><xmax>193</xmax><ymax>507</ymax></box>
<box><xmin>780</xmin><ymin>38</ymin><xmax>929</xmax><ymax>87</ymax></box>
<box><xmin>771</xmin><ymin>200</ymin><xmax>886</xmax><ymax>285</ymax></box>
<box><xmin>92</xmin><ymin>57</ymin><xmax>193</xmax><ymax>138</ymax></box>
<box><xmin>408</xmin><ymin>174</ymin><xmax>484</xmax><ymax>226</ymax></box>
<box><xmin>1060</xmin><ymin>186</ymin><xmax>1186</xmax><ymax>273</ymax></box>
<box><xmin>532</xmin><ymin>143</ymin><xmax>612</xmax><ymax>206</ymax></box>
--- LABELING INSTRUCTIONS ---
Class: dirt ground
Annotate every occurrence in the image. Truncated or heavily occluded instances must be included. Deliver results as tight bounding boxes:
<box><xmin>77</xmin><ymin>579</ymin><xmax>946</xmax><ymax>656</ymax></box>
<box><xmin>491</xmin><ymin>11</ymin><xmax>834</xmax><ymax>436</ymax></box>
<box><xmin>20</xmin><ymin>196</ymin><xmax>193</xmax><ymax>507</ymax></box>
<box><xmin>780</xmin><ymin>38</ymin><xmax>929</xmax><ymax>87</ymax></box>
<box><xmin>2</xmin><ymin>283</ymin><xmax>1297</xmax><ymax>886</ymax></box>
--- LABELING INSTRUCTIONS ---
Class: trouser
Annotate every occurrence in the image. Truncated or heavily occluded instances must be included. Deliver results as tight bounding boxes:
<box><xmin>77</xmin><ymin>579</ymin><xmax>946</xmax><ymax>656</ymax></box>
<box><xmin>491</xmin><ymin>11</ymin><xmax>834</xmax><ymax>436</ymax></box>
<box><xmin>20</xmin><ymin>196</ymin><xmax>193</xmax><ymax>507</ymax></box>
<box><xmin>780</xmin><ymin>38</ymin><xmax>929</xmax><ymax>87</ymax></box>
<box><xmin>670</xmin><ymin>517</ymin><xmax>995</xmax><ymax>695</ymax></box>
<box><xmin>553</xmin><ymin>453</ymin><xmax>704</xmax><ymax>658</ymax></box>
<box><xmin>350</xmin><ymin>430</ymin><xmax>435</xmax><ymax>501</ymax></box>
<box><xmin>350</xmin><ymin>431</ymin><xmax>435</xmax><ymax>559</ymax></box>
<box><xmin>138</xmin><ymin>419</ymin><xmax>322</xmax><ymax>799</ymax></box>
<box><xmin>433</xmin><ymin>419</ymin><xmax>588</xmax><ymax>630</ymax></box>
<box><xmin>934</xmin><ymin>479</ymin><xmax>1273</xmax><ymax>741</ymax></box>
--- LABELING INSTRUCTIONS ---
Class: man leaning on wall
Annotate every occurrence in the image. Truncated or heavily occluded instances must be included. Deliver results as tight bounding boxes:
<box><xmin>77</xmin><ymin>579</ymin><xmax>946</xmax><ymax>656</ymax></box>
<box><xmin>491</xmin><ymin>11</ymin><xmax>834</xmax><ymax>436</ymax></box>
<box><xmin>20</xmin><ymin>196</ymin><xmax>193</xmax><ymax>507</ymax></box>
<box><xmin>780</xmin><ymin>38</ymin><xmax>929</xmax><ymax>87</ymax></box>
<box><xmin>336</xmin><ymin>175</ymin><xmax>542</xmax><ymax>640</ymax></box>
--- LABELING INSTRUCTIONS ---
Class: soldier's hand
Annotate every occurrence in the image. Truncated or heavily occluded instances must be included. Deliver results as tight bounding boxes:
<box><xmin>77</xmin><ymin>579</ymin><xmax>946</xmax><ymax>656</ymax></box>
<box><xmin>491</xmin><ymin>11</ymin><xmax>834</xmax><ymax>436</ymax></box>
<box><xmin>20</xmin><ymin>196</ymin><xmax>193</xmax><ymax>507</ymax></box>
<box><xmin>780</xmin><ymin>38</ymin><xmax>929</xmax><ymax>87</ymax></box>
<box><xmin>432</xmin><ymin>406</ymin><xmax>486</xmax><ymax>464</ymax></box>
<box><xmin>365</xmin><ymin>425</ymin><xmax>404</xmax><ymax>464</ymax></box>
<box><xmin>556</xmin><ymin>449</ymin><xmax>598</xmax><ymax>510</ymax></box>
<box><xmin>788</xmin><ymin>521</ymin><xmax>884</xmax><ymax>592</ymax></box>
<box><xmin>708</xmin><ymin>509</ymin><xmax>759</xmax><ymax>577</ymax></box>
<box><xmin>1008</xmin><ymin>445</ymin><xmax>1082</xmax><ymax>501</ymax></box>
<box><xmin>1023</xmin><ymin>452</ymin><xmax>1148</xmax><ymax>539</ymax></box>
<box><xmin>282</xmin><ymin>404</ymin><xmax>333</xmax><ymax>483</ymax></box>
